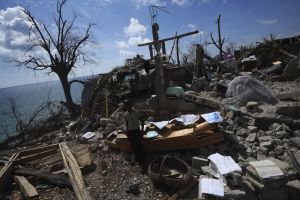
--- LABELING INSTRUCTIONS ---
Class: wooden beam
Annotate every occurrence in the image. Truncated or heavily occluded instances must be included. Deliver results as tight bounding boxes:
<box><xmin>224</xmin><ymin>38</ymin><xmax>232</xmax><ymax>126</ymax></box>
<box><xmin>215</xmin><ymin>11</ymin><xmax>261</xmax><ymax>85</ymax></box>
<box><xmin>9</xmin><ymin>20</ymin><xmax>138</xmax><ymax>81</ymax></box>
<box><xmin>59</xmin><ymin>143</ymin><xmax>92</xmax><ymax>200</ymax></box>
<box><xmin>138</xmin><ymin>30</ymin><xmax>199</xmax><ymax>47</ymax></box>
<box><xmin>14</xmin><ymin>176</ymin><xmax>38</xmax><ymax>199</ymax></box>
<box><xmin>0</xmin><ymin>153</ymin><xmax>19</xmax><ymax>193</ymax></box>
<box><xmin>14</xmin><ymin>149</ymin><xmax>58</xmax><ymax>165</ymax></box>
<box><xmin>15</xmin><ymin>168</ymin><xmax>71</xmax><ymax>188</ymax></box>
<box><xmin>18</xmin><ymin>144</ymin><xmax>58</xmax><ymax>157</ymax></box>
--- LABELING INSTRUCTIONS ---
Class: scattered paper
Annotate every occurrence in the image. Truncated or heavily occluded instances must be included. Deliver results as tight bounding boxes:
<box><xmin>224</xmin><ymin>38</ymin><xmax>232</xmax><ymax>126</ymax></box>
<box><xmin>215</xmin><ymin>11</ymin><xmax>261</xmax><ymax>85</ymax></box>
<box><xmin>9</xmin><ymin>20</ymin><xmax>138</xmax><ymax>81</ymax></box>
<box><xmin>208</xmin><ymin>153</ymin><xmax>241</xmax><ymax>175</ymax></box>
<box><xmin>149</xmin><ymin>121</ymin><xmax>169</xmax><ymax>129</ymax></box>
<box><xmin>249</xmin><ymin>159</ymin><xmax>284</xmax><ymax>179</ymax></box>
<box><xmin>146</xmin><ymin>131</ymin><xmax>158</xmax><ymax>138</ymax></box>
<box><xmin>173</xmin><ymin>114</ymin><xmax>200</xmax><ymax>126</ymax></box>
<box><xmin>199</xmin><ymin>178</ymin><xmax>224</xmax><ymax>198</ymax></box>
<box><xmin>82</xmin><ymin>132</ymin><xmax>95</xmax><ymax>139</ymax></box>
<box><xmin>201</xmin><ymin>112</ymin><xmax>223</xmax><ymax>123</ymax></box>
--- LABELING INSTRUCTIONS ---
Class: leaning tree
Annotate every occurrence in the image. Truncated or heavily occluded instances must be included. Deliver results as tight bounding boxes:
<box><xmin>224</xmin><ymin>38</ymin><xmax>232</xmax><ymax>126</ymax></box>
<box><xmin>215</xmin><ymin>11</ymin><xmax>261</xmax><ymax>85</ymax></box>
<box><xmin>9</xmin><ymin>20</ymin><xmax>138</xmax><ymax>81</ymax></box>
<box><xmin>20</xmin><ymin>0</ymin><xmax>94</xmax><ymax>117</ymax></box>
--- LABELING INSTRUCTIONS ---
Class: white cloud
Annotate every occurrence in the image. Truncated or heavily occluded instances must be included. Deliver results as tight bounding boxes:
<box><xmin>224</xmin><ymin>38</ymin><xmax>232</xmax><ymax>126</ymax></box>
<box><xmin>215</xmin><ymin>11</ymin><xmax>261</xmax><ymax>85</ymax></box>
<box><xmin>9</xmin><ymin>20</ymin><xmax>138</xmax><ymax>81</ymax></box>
<box><xmin>132</xmin><ymin>0</ymin><xmax>166</xmax><ymax>8</ymax></box>
<box><xmin>188</xmin><ymin>23</ymin><xmax>197</xmax><ymax>29</ymax></box>
<box><xmin>115</xmin><ymin>41</ymin><xmax>129</xmax><ymax>48</ymax></box>
<box><xmin>128</xmin><ymin>36</ymin><xmax>151</xmax><ymax>46</ymax></box>
<box><xmin>124</xmin><ymin>17</ymin><xmax>147</xmax><ymax>37</ymax></box>
<box><xmin>257</xmin><ymin>19</ymin><xmax>278</xmax><ymax>25</ymax></box>
<box><xmin>0</xmin><ymin>6</ymin><xmax>33</xmax><ymax>58</ymax></box>
<box><xmin>172</xmin><ymin>0</ymin><xmax>191</xmax><ymax>6</ymax></box>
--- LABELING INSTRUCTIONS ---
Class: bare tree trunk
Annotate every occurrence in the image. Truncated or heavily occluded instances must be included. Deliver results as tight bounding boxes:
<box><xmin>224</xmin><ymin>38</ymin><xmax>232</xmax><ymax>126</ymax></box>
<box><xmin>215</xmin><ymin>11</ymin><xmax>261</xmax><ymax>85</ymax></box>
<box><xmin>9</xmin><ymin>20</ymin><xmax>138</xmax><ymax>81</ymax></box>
<box><xmin>217</xmin><ymin>15</ymin><xmax>223</xmax><ymax>60</ymax></box>
<box><xmin>58</xmin><ymin>74</ymin><xmax>79</xmax><ymax>118</ymax></box>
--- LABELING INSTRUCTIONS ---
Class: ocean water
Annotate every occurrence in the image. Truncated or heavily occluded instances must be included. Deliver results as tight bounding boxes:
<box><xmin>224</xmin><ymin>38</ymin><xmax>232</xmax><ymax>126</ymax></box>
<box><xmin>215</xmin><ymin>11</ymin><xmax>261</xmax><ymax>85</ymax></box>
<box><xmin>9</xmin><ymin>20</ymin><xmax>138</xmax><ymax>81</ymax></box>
<box><xmin>0</xmin><ymin>80</ymin><xmax>84</xmax><ymax>142</ymax></box>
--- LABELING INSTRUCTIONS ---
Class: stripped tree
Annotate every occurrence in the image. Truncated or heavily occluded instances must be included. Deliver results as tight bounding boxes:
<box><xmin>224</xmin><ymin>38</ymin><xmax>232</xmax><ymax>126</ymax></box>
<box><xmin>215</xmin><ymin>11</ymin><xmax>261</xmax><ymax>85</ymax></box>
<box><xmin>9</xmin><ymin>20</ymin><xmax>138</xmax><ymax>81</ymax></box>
<box><xmin>210</xmin><ymin>14</ymin><xmax>228</xmax><ymax>61</ymax></box>
<box><xmin>19</xmin><ymin>0</ymin><xmax>94</xmax><ymax>117</ymax></box>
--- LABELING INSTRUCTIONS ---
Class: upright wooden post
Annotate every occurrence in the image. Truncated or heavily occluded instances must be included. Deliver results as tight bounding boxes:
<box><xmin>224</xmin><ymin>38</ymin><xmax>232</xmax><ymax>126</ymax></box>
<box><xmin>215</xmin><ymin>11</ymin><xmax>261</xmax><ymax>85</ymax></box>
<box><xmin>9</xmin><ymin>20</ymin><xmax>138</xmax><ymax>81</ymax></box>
<box><xmin>149</xmin><ymin>45</ymin><xmax>153</xmax><ymax>59</ymax></box>
<box><xmin>176</xmin><ymin>38</ymin><xmax>180</xmax><ymax>65</ymax></box>
<box><xmin>162</xmin><ymin>41</ymin><xmax>166</xmax><ymax>55</ymax></box>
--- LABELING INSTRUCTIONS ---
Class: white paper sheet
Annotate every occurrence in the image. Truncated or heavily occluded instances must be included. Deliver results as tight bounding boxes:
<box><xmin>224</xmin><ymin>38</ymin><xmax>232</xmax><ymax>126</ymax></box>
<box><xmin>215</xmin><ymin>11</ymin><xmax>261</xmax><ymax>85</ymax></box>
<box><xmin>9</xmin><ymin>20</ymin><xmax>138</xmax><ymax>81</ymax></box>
<box><xmin>173</xmin><ymin>114</ymin><xmax>200</xmax><ymax>126</ymax></box>
<box><xmin>201</xmin><ymin>112</ymin><xmax>223</xmax><ymax>123</ymax></box>
<box><xmin>82</xmin><ymin>132</ymin><xmax>95</xmax><ymax>139</ymax></box>
<box><xmin>208</xmin><ymin>153</ymin><xmax>242</xmax><ymax>175</ymax></box>
<box><xmin>249</xmin><ymin>159</ymin><xmax>284</xmax><ymax>179</ymax></box>
<box><xmin>199</xmin><ymin>178</ymin><xmax>224</xmax><ymax>198</ymax></box>
<box><xmin>149</xmin><ymin>121</ymin><xmax>169</xmax><ymax>129</ymax></box>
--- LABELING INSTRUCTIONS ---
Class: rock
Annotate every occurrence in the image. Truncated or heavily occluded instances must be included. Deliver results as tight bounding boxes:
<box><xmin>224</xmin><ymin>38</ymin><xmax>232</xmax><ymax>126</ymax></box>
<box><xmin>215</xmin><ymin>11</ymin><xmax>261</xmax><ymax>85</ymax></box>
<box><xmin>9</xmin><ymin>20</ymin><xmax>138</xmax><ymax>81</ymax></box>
<box><xmin>276</xmin><ymin>131</ymin><xmax>290</xmax><ymax>139</ymax></box>
<box><xmin>269</xmin><ymin>123</ymin><xmax>283</xmax><ymax>131</ymax></box>
<box><xmin>274</xmin><ymin>147</ymin><xmax>284</xmax><ymax>156</ymax></box>
<box><xmin>260</xmin><ymin>141</ymin><xmax>274</xmax><ymax>150</ymax></box>
<box><xmin>294</xmin><ymin>130</ymin><xmax>300</xmax><ymax>137</ymax></box>
<box><xmin>260</xmin><ymin>147</ymin><xmax>269</xmax><ymax>154</ymax></box>
<box><xmin>192</xmin><ymin>157</ymin><xmax>209</xmax><ymax>170</ymax></box>
<box><xmin>247</xmin><ymin>101</ymin><xmax>258</xmax><ymax>113</ymax></box>
<box><xmin>256</xmin><ymin>151</ymin><xmax>266</xmax><ymax>160</ymax></box>
<box><xmin>285</xmin><ymin>180</ymin><xmax>300</xmax><ymax>200</ymax></box>
<box><xmin>226</xmin><ymin>172</ymin><xmax>243</xmax><ymax>187</ymax></box>
<box><xmin>246</xmin><ymin>133</ymin><xmax>257</xmax><ymax>142</ymax></box>
<box><xmin>259</xmin><ymin>136</ymin><xmax>273</xmax><ymax>142</ymax></box>
<box><xmin>248</xmin><ymin>126</ymin><xmax>258</xmax><ymax>132</ymax></box>
<box><xmin>275</xmin><ymin>105</ymin><xmax>300</xmax><ymax>118</ymax></box>
<box><xmin>289</xmin><ymin>137</ymin><xmax>300</xmax><ymax>148</ymax></box>
<box><xmin>224</xmin><ymin>186</ymin><xmax>246</xmax><ymax>200</ymax></box>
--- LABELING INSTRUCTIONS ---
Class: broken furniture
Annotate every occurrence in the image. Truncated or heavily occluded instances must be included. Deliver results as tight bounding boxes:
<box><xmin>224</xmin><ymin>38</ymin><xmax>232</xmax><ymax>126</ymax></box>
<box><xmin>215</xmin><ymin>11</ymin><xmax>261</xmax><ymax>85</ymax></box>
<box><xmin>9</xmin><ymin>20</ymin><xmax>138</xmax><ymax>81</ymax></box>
<box><xmin>105</xmin><ymin>121</ymin><xmax>223</xmax><ymax>153</ymax></box>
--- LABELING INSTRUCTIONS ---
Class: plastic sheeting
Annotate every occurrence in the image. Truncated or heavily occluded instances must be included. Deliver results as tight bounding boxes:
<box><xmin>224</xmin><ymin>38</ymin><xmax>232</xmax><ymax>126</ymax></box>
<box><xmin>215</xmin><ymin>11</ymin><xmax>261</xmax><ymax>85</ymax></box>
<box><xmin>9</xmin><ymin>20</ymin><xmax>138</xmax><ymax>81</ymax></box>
<box><xmin>225</xmin><ymin>75</ymin><xmax>278</xmax><ymax>107</ymax></box>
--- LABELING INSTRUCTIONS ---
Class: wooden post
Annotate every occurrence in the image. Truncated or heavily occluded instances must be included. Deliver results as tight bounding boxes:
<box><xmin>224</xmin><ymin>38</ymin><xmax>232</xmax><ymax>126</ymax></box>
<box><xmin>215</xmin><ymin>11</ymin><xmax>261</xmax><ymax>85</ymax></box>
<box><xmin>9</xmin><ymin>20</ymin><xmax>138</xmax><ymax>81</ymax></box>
<box><xmin>14</xmin><ymin>176</ymin><xmax>38</xmax><ymax>199</ymax></box>
<box><xmin>162</xmin><ymin>41</ymin><xmax>166</xmax><ymax>55</ymax></box>
<box><xmin>59</xmin><ymin>143</ymin><xmax>92</xmax><ymax>200</ymax></box>
<box><xmin>176</xmin><ymin>38</ymin><xmax>180</xmax><ymax>65</ymax></box>
<box><xmin>149</xmin><ymin>45</ymin><xmax>153</xmax><ymax>59</ymax></box>
<box><xmin>195</xmin><ymin>44</ymin><xmax>205</xmax><ymax>78</ymax></box>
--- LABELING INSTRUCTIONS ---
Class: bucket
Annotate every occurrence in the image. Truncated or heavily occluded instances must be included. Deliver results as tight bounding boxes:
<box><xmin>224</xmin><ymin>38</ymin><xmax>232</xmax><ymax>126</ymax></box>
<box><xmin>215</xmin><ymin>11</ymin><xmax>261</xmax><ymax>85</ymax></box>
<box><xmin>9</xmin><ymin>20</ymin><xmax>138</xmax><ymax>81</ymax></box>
<box><xmin>72</xmin><ymin>144</ymin><xmax>92</xmax><ymax>167</ymax></box>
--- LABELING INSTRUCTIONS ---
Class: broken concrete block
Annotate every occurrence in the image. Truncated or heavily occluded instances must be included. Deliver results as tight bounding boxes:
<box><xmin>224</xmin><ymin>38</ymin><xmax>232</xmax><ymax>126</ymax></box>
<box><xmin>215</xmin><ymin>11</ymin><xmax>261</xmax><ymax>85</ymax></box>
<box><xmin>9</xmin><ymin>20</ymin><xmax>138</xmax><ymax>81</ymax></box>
<box><xmin>276</xmin><ymin>131</ymin><xmax>290</xmax><ymax>139</ymax></box>
<box><xmin>260</xmin><ymin>141</ymin><xmax>274</xmax><ymax>150</ymax></box>
<box><xmin>258</xmin><ymin>136</ymin><xmax>273</xmax><ymax>142</ymax></box>
<box><xmin>226</xmin><ymin>172</ymin><xmax>243</xmax><ymax>187</ymax></box>
<box><xmin>275</xmin><ymin>105</ymin><xmax>300</xmax><ymax>118</ymax></box>
<box><xmin>246</xmin><ymin>133</ymin><xmax>257</xmax><ymax>142</ymax></box>
<box><xmin>224</xmin><ymin>186</ymin><xmax>246</xmax><ymax>200</ymax></box>
<box><xmin>247</xmin><ymin>126</ymin><xmax>258</xmax><ymax>132</ymax></box>
<box><xmin>192</xmin><ymin>157</ymin><xmax>209</xmax><ymax>170</ymax></box>
<box><xmin>247</xmin><ymin>101</ymin><xmax>258</xmax><ymax>113</ymax></box>
<box><xmin>289</xmin><ymin>137</ymin><xmax>300</xmax><ymax>148</ymax></box>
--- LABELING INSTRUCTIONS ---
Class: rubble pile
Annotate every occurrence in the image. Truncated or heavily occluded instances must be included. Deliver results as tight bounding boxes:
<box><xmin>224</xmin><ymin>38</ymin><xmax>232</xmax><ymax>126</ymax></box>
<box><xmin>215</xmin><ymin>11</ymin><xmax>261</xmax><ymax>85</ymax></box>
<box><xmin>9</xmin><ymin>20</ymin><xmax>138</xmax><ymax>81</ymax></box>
<box><xmin>1</xmin><ymin>32</ymin><xmax>300</xmax><ymax>200</ymax></box>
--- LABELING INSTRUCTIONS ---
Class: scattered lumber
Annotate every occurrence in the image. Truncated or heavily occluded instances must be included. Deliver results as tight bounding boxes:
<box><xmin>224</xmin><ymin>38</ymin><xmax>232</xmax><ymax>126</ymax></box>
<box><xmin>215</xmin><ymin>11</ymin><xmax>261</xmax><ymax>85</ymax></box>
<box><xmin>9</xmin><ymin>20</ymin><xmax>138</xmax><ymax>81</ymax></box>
<box><xmin>14</xmin><ymin>176</ymin><xmax>38</xmax><ymax>199</ymax></box>
<box><xmin>14</xmin><ymin>168</ymin><xmax>71</xmax><ymax>188</ymax></box>
<box><xmin>0</xmin><ymin>153</ymin><xmax>19</xmax><ymax>193</ymax></box>
<box><xmin>59</xmin><ymin>143</ymin><xmax>92</xmax><ymax>200</ymax></box>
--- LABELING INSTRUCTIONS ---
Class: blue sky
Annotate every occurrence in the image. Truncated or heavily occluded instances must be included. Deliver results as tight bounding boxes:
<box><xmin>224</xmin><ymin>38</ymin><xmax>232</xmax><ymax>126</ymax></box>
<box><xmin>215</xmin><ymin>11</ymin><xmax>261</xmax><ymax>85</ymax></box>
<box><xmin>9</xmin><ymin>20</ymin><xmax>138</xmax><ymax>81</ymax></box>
<box><xmin>0</xmin><ymin>0</ymin><xmax>299</xmax><ymax>88</ymax></box>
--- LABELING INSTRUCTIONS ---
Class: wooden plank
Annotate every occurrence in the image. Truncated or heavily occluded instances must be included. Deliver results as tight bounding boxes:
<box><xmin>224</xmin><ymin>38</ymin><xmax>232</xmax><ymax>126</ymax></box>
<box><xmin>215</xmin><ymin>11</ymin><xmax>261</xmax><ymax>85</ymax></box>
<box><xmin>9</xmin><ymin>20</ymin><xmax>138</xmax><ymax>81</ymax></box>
<box><xmin>18</xmin><ymin>144</ymin><xmax>58</xmax><ymax>157</ymax></box>
<box><xmin>138</xmin><ymin>30</ymin><xmax>199</xmax><ymax>46</ymax></box>
<box><xmin>14</xmin><ymin>149</ymin><xmax>58</xmax><ymax>165</ymax></box>
<box><xmin>0</xmin><ymin>153</ymin><xmax>19</xmax><ymax>193</ymax></box>
<box><xmin>14</xmin><ymin>176</ymin><xmax>38</xmax><ymax>199</ymax></box>
<box><xmin>59</xmin><ymin>143</ymin><xmax>92</xmax><ymax>200</ymax></box>
<box><xmin>15</xmin><ymin>168</ymin><xmax>71</xmax><ymax>188</ymax></box>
